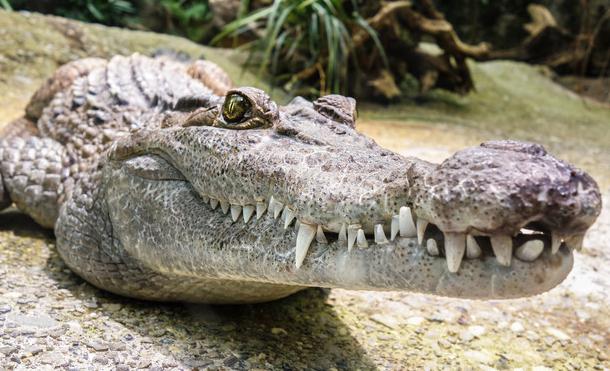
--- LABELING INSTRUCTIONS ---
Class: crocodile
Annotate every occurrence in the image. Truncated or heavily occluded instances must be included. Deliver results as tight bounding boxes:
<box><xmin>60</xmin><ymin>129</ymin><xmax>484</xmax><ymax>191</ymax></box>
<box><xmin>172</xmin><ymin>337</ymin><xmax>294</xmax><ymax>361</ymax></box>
<box><xmin>0</xmin><ymin>54</ymin><xmax>602</xmax><ymax>304</ymax></box>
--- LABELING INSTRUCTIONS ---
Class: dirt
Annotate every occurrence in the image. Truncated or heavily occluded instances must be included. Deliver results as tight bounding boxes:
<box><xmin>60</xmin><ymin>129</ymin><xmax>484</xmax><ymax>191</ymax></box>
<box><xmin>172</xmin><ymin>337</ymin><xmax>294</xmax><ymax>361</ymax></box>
<box><xmin>0</xmin><ymin>9</ymin><xmax>609</xmax><ymax>370</ymax></box>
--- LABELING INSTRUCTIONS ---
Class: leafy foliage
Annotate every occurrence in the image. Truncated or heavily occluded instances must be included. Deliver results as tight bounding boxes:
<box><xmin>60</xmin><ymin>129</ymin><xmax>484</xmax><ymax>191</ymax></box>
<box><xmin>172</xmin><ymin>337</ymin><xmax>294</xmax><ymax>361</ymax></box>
<box><xmin>3</xmin><ymin>0</ymin><xmax>135</xmax><ymax>26</ymax></box>
<box><xmin>214</xmin><ymin>0</ymin><xmax>387</xmax><ymax>96</ymax></box>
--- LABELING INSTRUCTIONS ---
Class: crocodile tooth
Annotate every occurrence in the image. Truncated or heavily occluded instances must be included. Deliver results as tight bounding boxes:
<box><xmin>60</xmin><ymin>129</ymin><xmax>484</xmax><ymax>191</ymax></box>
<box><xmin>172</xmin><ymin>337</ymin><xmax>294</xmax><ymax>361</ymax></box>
<box><xmin>390</xmin><ymin>215</ymin><xmax>399</xmax><ymax>241</ymax></box>
<box><xmin>515</xmin><ymin>239</ymin><xmax>544</xmax><ymax>261</ymax></box>
<box><xmin>374</xmin><ymin>224</ymin><xmax>388</xmax><ymax>244</ymax></box>
<box><xmin>283</xmin><ymin>207</ymin><xmax>296</xmax><ymax>229</ymax></box>
<box><xmin>210</xmin><ymin>198</ymin><xmax>219</xmax><ymax>210</ymax></box>
<box><xmin>201</xmin><ymin>195</ymin><xmax>210</xmax><ymax>203</ymax></box>
<box><xmin>316</xmin><ymin>225</ymin><xmax>328</xmax><ymax>244</ymax></box>
<box><xmin>295</xmin><ymin>223</ymin><xmax>316</xmax><ymax>269</ymax></box>
<box><xmin>230</xmin><ymin>205</ymin><xmax>242</xmax><ymax>222</ymax></box>
<box><xmin>564</xmin><ymin>234</ymin><xmax>584</xmax><ymax>251</ymax></box>
<box><xmin>243</xmin><ymin>205</ymin><xmax>255</xmax><ymax>223</ymax></box>
<box><xmin>444</xmin><ymin>232</ymin><xmax>466</xmax><ymax>273</ymax></box>
<box><xmin>416</xmin><ymin>219</ymin><xmax>429</xmax><ymax>245</ymax></box>
<box><xmin>426</xmin><ymin>238</ymin><xmax>439</xmax><ymax>256</ymax></box>
<box><xmin>256</xmin><ymin>200</ymin><xmax>267</xmax><ymax>219</ymax></box>
<box><xmin>466</xmin><ymin>235</ymin><xmax>482</xmax><ymax>259</ymax></box>
<box><xmin>357</xmin><ymin>229</ymin><xmax>368</xmax><ymax>248</ymax></box>
<box><xmin>269</xmin><ymin>196</ymin><xmax>283</xmax><ymax>219</ymax></box>
<box><xmin>490</xmin><ymin>235</ymin><xmax>512</xmax><ymax>266</ymax></box>
<box><xmin>220</xmin><ymin>201</ymin><xmax>230</xmax><ymax>214</ymax></box>
<box><xmin>551</xmin><ymin>232</ymin><xmax>561</xmax><ymax>254</ymax></box>
<box><xmin>347</xmin><ymin>224</ymin><xmax>359</xmax><ymax>252</ymax></box>
<box><xmin>338</xmin><ymin>223</ymin><xmax>347</xmax><ymax>245</ymax></box>
<box><xmin>399</xmin><ymin>206</ymin><xmax>417</xmax><ymax>237</ymax></box>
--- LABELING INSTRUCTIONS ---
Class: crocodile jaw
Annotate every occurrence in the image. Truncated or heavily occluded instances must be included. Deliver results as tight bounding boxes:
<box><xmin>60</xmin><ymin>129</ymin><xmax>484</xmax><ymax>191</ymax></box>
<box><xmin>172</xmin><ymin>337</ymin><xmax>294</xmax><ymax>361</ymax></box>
<box><xmin>104</xmin><ymin>161</ymin><xmax>576</xmax><ymax>301</ymax></box>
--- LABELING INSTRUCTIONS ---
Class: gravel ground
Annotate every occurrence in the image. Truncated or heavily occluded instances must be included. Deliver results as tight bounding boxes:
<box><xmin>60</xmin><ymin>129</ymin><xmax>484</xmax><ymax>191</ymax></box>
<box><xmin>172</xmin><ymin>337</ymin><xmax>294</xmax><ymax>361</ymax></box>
<box><xmin>0</xmin><ymin>10</ymin><xmax>609</xmax><ymax>370</ymax></box>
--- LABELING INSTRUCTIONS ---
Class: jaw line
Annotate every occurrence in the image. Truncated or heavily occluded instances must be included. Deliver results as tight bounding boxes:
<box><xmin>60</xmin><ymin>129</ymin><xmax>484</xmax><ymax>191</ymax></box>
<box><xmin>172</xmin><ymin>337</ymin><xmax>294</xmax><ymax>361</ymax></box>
<box><xmin>107</xmin><ymin>162</ymin><xmax>574</xmax><ymax>301</ymax></box>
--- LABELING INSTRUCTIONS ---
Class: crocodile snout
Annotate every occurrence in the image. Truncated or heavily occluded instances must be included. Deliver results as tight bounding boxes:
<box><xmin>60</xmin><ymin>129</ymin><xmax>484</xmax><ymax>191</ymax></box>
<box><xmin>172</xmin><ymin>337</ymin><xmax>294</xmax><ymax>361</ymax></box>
<box><xmin>409</xmin><ymin>140</ymin><xmax>601</xmax><ymax>272</ymax></box>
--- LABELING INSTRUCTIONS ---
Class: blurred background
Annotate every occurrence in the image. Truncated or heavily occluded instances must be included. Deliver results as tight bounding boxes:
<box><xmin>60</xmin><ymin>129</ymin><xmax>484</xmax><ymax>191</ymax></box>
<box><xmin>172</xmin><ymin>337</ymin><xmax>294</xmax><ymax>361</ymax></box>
<box><xmin>2</xmin><ymin>0</ymin><xmax>609</xmax><ymax>101</ymax></box>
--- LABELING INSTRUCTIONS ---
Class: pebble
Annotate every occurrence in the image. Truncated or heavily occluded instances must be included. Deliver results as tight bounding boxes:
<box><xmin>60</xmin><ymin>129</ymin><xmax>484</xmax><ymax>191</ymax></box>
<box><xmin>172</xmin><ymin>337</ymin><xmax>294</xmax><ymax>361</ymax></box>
<box><xmin>546</xmin><ymin>327</ymin><xmax>570</xmax><ymax>341</ymax></box>
<box><xmin>6</xmin><ymin>313</ymin><xmax>57</xmax><ymax>328</ymax></box>
<box><xmin>0</xmin><ymin>305</ymin><xmax>11</xmax><ymax>314</ymax></box>
<box><xmin>464</xmin><ymin>350</ymin><xmax>493</xmax><ymax>365</ymax></box>
<box><xmin>86</xmin><ymin>340</ymin><xmax>109</xmax><ymax>351</ymax></box>
<box><xmin>511</xmin><ymin>322</ymin><xmax>525</xmax><ymax>333</ymax></box>
<box><xmin>0</xmin><ymin>346</ymin><xmax>18</xmax><ymax>356</ymax></box>
<box><xmin>271</xmin><ymin>327</ymin><xmax>287</xmax><ymax>335</ymax></box>
<box><xmin>406</xmin><ymin>316</ymin><xmax>425</xmax><ymax>326</ymax></box>
<box><xmin>370</xmin><ymin>314</ymin><xmax>399</xmax><ymax>329</ymax></box>
<box><xmin>23</xmin><ymin>346</ymin><xmax>43</xmax><ymax>356</ymax></box>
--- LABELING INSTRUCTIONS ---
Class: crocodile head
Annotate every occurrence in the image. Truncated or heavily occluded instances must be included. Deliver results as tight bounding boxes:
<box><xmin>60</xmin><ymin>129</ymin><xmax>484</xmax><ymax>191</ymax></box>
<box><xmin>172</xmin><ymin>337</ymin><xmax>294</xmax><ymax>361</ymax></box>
<box><xmin>96</xmin><ymin>87</ymin><xmax>601</xmax><ymax>303</ymax></box>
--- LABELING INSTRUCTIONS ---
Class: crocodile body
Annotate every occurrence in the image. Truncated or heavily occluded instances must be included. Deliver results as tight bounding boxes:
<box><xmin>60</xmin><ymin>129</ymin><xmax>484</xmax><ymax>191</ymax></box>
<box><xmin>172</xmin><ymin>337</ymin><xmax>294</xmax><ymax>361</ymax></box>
<box><xmin>0</xmin><ymin>54</ymin><xmax>602</xmax><ymax>303</ymax></box>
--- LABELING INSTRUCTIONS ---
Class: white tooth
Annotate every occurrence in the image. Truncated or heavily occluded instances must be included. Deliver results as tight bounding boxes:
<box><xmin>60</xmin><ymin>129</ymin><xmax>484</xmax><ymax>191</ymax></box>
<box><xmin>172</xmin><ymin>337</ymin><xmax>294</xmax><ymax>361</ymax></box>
<box><xmin>256</xmin><ymin>200</ymin><xmax>267</xmax><ymax>219</ymax></box>
<box><xmin>230</xmin><ymin>205</ymin><xmax>242</xmax><ymax>222</ymax></box>
<box><xmin>338</xmin><ymin>224</ymin><xmax>347</xmax><ymax>244</ymax></box>
<box><xmin>466</xmin><ymin>235</ymin><xmax>482</xmax><ymax>259</ymax></box>
<box><xmin>374</xmin><ymin>224</ymin><xmax>389</xmax><ymax>244</ymax></box>
<box><xmin>210</xmin><ymin>198</ymin><xmax>219</xmax><ymax>210</ymax></box>
<box><xmin>221</xmin><ymin>201</ymin><xmax>230</xmax><ymax>214</ymax></box>
<box><xmin>444</xmin><ymin>232</ymin><xmax>466</xmax><ymax>273</ymax></box>
<box><xmin>490</xmin><ymin>235</ymin><xmax>513</xmax><ymax>266</ymax></box>
<box><xmin>295</xmin><ymin>223</ymin><xmax>316</xmax><ymax>269</ymax></box>
<box><xmin>416</xmin><ymin>219</ymin><xmax>429</xmax><ymax>245</ymax></box>
<box><xmin>316</xmin><ymin>225</ymin><xmax>328</xmax><ymax>244</ymax></box>
<box><xmin>399</xmin><ymin>206</ymin><xmax>417</xmax><ymax>237</ymax></box>
<box><xmin>347</xmin><ymin>224</ymin><xmax>359</xmax><ymax>252</ymax></box>
<box><xmin>283</xmin><ymin>207</ymin><xmax>296</xmax><ymax>229</ymax></box>
<box><xmin>269</xmin><ymin>196</ymin><xmax>283</xmax><ymax>219</ymax></box>
<box><xmin>426</xmin><ymin>238</ymin><xmax>439</xmax><ymax>256</ymax></box>
<box><xmin>391</xmin><ymin>215</ymin><xmax>399</xmax><ymax>241</ymax></box>
<box><xmin>295</xmin><ymin>220</ymin><xmax>300</xmax><ymax>231</ymax></box>
<box><xmin>201</xmin><ymin>195</ymin><xmax>210</xmax><ymax>203</ymax></box>
<box><xmin>357</xmin><ymin>229</ymin><xmax>368</xmax><ymax>248</ymax></box>
<box><xmin>564</xmin><ymin>234</ymin><xmax>584</xmax><ymax>251</ymax></box>
<box><xmin>243</xmin><ymin>205</ymin><xmax>255</xmax><ymax>223</ymax></box>
<box><xmin>515</xmin><ymin>239</ymin><xmax>544</xmax><ymax>261</ymax></box>
<box><xmin>551</xmin><ymin>232</ymin><xmax>561</xmax><ymax>254</ymax></box>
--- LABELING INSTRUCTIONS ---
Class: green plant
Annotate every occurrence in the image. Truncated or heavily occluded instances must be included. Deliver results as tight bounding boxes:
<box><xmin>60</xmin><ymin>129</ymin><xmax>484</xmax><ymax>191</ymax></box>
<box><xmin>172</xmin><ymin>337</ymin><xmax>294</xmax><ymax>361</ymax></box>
<box><xmin>3</xmin><ymin>0</ymin><xmax>135</xmax><ymax>26</ymax></box>
<box><xmin>214</xmin><ymin>0</ymin><xmax>388</xmax><ymax>95</ymax></box>
<box><xmin>0</xmin><ymin>0</ymin><xmax>12</xmax><ymax>11</ymax></box>
<box><xmin>156</xmin><ymin>0</ymin><xmax>213</xmax><ymax>42</ymax></box>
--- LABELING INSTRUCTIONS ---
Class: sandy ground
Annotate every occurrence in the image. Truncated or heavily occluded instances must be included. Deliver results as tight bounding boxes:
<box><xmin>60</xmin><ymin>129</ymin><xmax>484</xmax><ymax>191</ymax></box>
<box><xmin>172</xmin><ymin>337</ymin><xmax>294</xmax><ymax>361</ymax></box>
<box><xmin>0</xmin><ymin>10</ymin><xmax>609</xmax><ymax>370</ymax></box>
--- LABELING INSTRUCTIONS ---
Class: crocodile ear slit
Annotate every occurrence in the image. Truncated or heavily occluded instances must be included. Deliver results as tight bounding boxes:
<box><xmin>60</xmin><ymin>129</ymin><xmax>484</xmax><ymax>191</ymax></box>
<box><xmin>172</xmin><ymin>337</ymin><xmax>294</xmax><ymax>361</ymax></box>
<box><xmin>313</xmin><ymin>95</ymin><xmax>357</xmax><ymax>127</ymax></box>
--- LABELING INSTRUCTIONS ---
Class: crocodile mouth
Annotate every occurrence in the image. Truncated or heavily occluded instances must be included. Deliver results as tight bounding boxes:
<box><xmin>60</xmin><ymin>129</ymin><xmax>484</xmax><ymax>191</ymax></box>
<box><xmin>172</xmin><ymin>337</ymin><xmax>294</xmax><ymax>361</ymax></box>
<box><xmin>201</xmin><ymin>193</ymin><xmax>579</xmax><ymax>273</ymax></box>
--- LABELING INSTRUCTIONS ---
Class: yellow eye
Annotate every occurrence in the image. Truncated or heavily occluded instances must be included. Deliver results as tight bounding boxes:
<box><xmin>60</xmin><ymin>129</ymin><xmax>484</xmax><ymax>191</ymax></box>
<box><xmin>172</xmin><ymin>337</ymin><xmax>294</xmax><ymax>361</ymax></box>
<box><xmin>222</xmin><ymin>93</ymin><xmax>251</xmax><ymax>124</ymax></box>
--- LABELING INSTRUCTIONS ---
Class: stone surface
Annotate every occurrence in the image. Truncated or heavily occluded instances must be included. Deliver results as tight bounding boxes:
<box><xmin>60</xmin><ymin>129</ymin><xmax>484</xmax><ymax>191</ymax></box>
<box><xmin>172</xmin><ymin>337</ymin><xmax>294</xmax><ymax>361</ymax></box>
<box><xmin>0</xmin><ymin>9</ymin><xmax>609</xmax><ymax>370</ymax></box>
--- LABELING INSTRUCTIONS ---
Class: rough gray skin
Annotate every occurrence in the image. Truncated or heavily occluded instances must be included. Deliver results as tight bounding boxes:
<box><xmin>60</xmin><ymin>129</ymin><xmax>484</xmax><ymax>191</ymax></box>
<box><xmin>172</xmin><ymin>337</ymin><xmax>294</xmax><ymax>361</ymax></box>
<box><xmin>0</xmin><ymin>54</ymin><xmax>602</xmax><ymax>303</ymax></box>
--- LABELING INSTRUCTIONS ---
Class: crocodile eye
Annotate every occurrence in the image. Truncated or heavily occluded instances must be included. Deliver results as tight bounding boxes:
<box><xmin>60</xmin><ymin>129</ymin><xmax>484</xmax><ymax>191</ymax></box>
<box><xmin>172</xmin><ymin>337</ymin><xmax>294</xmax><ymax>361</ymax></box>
<box><xmin>222</xmin><ymin>93</ymin><xmax>251</xmax><ymax>124</ymax></box>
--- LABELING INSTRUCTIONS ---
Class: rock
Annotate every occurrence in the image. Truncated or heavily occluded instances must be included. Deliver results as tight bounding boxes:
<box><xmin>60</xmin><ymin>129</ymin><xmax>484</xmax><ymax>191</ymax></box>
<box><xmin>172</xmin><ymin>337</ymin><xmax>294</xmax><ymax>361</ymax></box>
<box><xmin>468</xmin><ymin>325</ymin><xmax>486</xmax><ymax>337</ymax></box>
<box><xmin>464</xmin><ymin>350</ymin><xmax>493</xmax><ymax>365</ymax></box>
<box><xmin>86</xmin><ymin>341</ymin><xmax>109</xmax><ymax>351</ymax></box>
<box><xmin>39</xmin><ymin>351</ymin><xmax>68</xmax><ymax>366</ymax></box>
<box><xmin>6</xmin><ymin>313</ymin><xmax>57</xmax><ymax>328</ymax></box>
<box><xmin>271</xmin><ymin>327</ymin><xmax>287</xmax><ymax>335</ymax></box>
<box><xmin>0</xmin><ymin>305</ymin><xmax>11</xmax><ymax>314</ymax></box>
<box><xmin>546</xmin><ymin>327</ymin><xmax>570</xmax><ymax>341</ymax></box>
<box><xmin>0</xmin><ymin>346</ymin><xmax>18</xmax><ymax>356</ymax></box>
<box><xmin>510</xmin><ymin>321</ymin><xmax>525</xmax><ymax>333</ymax></box>
<box><xmin>370</xmin><ymin>314</ymin><xmax>399</xmax><ymax>329</ymax></box>
<box><xmin>406</xmin><ymin>316</ymin><xmax>425</xmax><ymax>326</ymax></box>
<box><xmin>23</xmin><ymin>346</ymin><xmax>43</xmax><ymax>356</ymax></box>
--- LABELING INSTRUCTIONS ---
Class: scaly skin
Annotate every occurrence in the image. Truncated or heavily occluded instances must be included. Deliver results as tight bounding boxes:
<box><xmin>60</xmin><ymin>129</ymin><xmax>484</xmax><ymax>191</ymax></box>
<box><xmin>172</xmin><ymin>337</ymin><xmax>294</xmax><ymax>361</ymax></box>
<box><xmin>0</xmin><ymin>54</ymin><xmax>602</xmax><ymax>303</ymax></box>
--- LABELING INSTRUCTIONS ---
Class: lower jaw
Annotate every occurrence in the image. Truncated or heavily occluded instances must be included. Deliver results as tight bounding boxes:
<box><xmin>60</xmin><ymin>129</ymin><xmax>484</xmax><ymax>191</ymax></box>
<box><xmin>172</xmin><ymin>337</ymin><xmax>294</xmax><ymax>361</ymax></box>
<box><xmin>254</xmin><ymin>236</ymin><xmax>575</xmax><ymax>300</ymax></box>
